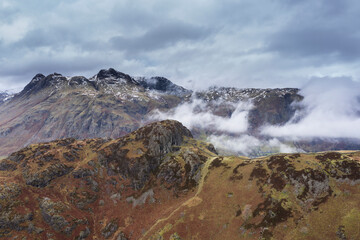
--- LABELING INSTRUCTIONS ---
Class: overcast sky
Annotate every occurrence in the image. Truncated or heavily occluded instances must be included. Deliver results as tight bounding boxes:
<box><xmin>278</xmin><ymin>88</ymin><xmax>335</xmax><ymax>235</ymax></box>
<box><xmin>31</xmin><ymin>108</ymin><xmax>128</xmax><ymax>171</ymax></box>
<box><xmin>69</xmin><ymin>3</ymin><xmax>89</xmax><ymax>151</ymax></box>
<box><xmin>1</xmin><ymin>0</ymin><xmax>360</xmax><ymax>91</ymax></box>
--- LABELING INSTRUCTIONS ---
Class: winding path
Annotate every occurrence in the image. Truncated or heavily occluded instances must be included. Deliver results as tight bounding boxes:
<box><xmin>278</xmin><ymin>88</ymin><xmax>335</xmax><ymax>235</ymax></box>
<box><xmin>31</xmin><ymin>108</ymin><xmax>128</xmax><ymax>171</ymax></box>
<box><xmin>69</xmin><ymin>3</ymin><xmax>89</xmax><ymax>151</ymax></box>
<box><xmin>140</xmin><ymin>156</ymin><xmax>218</xmax><ymax>239</ymax></box>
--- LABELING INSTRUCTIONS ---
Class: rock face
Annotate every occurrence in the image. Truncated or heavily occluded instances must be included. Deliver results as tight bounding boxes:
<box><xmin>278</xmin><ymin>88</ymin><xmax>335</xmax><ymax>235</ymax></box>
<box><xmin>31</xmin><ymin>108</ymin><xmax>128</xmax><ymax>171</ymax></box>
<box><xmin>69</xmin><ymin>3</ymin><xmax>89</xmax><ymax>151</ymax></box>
<box><xmin>0</xmin><ymin>120</ymin><xmax>359</xmax><ymax>239</ymax></box>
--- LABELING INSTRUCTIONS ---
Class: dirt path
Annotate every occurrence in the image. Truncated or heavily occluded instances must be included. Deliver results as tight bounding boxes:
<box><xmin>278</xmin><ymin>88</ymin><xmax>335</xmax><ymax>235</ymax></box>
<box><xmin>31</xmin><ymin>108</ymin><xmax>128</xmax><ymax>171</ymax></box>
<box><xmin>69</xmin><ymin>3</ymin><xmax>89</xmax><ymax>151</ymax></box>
<box><xmin>140</xmin><ymin>156</ymin><xmax>218</xmax><ymax>239</ymax></box>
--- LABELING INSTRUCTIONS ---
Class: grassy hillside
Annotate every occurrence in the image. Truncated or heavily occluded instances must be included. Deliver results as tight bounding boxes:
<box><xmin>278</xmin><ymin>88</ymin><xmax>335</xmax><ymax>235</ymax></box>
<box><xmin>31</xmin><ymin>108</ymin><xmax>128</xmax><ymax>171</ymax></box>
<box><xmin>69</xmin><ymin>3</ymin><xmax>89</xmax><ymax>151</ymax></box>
<box><xmin>146</xmin><ymin>152</ymin><xmax>360</xmax><ymax>239</ymax></box>
<box><xmin>0</xmin><ymin>120</ymin><xmax>359</xmax><ymax>239</ymax></box>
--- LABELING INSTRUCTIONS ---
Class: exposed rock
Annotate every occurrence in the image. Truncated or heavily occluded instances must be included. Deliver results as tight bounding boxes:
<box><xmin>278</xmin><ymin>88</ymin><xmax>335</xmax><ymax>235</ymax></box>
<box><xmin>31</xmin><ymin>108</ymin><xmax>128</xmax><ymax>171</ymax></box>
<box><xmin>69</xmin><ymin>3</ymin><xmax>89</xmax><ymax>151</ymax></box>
<box><xmin>137</xmin><ymin>76</ymin><xmax>192</xmax><ymax>96</ymax></box>
<box><xmin>0</xmin><ymin>159</ymin><xmax>17</xmax><ymax>171</ymax></box>
<box><xmin>92</xmin><ymin>68</ymin><xmax>137</xmax><ymax>85</ymax></box>
<box><xmin>76</xmin><ymin>227</ymin><xmax>91</xmax><ymax>240</ymax></box>
<box><xmin>39</xmin><ymin>198</ymin><xmax>69</xmax><ymax>233</ymax></box>
<box><xmin>72</xmin><ymin>168</ymin><xmax>94</xmax><ymax>178</ymax></box>
<box><xmin>101</xmin><ymin>220</ymin><xmax>119</xmax><ymax>239</ymax></box>
<box><xmin>23</xmin><ymin>163</ymin><xmax>74</xmax><ymax>187</ymax></box>
<box><xmin>70</xmin><ymin>191</ymin><xmax>98</xmax><ymax>210</ymax></box>
<box><xmin>98</xmin><ymin>120</ymin><xmax>193</xmax><ymax>189</ymax></box>
<box><xmin>116</xmin><ymin>232</ymin><xmax>128</xmax><ymax>240</ymax></box>
<box><xmin>126</xmin><ymin>189</ymin><xmax>155</xmax><ymax>207</ymax></box>
<box><xmin>134</xmin><ymin>120</ymin><xmax>193</xmax><ymax>156</ymax></box>
<box><xmin>110</xmin><ymin>193</ymin><xmax>121</xmax><ymax>202</ymax></box>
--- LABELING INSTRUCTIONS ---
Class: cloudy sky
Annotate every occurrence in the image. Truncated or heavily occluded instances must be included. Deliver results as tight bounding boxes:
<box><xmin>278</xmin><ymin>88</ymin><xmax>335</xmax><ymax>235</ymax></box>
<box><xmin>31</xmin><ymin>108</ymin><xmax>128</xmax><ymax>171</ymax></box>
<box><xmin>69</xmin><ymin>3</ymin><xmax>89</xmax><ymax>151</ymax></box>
<box><xmin>1</xmin><ymin>0</ymin><xmax>360</xmax><ymax>90</ymax></box>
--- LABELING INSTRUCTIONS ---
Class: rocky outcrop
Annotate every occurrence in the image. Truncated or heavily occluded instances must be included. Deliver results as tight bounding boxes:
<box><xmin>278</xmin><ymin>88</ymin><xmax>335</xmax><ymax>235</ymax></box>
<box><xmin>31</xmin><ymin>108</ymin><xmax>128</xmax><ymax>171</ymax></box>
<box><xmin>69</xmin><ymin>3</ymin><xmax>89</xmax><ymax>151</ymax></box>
<box><xmin>101</xmin><ymin>220</ymin><xmax>119</xmax><ymax>238</ymax></box>
<box><xmin>98</xmin><ymin>120</ymin><xmax>194</xmax><ymax>189</ymax></box>
<box><xmin>133</xmin><ymin>120</ymin><xmax>193</xmax><ymax>156</ymax></box>
<box><xmin>23</xmin><ymin>163</ymin><xmax>74</xmax><ymax>187</ymax></box>
<box><xmin>158</xmin><ymin>148</ymin><xmax>208</xmax><ymax>190</ymax></box>
<box><xmin>39</xmin><ymin>197</ymin><xmax>70</xmax><ymax>232</ymax></box>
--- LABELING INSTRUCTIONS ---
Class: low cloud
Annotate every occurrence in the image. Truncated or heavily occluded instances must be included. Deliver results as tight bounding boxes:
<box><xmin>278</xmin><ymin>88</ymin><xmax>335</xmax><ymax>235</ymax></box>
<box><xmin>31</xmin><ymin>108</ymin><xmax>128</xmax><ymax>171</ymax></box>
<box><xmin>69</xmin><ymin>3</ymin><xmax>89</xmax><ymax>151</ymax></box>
<box><xmin>209</xmin><ymin>134</ymin><xmax>300</xmax><ymax>156</ymax></box>
<box><xmin>262</xmin><ymin>77</ymin><xmax>360</xmax><ymax>139</ymax></box>
<box><xmin>149</xmin><ymin>77</ymin><xmax>360</xmax><ymax>156</ymax></box>
<box><xmin>150</xmin><ymin>98</ymin><xmax>251</xmax><ymax>134</ymax></box>
<box><xmin>149</xmin><ymin>97</ymin><xmax>300</xmax><ymax>156</ymax></box>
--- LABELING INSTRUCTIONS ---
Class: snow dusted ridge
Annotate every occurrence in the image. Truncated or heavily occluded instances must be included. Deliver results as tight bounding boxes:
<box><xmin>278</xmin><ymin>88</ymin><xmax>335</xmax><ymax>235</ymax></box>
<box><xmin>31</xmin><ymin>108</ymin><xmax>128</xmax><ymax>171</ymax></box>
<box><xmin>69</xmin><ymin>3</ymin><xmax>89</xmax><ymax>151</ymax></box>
<box><xmin>195</xmin><ymin>86</ymin><xmax>299</xmax><ymax>103</ymax></box>
<box><xmin>15</xmin><ymin>68</ymin><xmax>192</xmax><ymax>100</ymax></box>
<box><xmin>0</xmin><ymin>88</ymin><xmax>21</xmax><ymax>103</ymax></box>
<box><xmin>5</xmin><ymin>68</ymin><xmax>299</xmax><ymax>106</ymax></box>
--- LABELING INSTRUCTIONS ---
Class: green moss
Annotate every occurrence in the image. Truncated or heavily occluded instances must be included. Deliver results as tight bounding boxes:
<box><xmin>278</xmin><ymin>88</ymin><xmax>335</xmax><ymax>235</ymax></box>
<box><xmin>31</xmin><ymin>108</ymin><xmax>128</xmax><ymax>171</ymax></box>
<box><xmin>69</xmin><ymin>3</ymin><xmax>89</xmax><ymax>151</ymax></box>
<box><xmin>341</xmin><ymin>208</ymin><xmax>360</xmax><ymax>239</ymax></box>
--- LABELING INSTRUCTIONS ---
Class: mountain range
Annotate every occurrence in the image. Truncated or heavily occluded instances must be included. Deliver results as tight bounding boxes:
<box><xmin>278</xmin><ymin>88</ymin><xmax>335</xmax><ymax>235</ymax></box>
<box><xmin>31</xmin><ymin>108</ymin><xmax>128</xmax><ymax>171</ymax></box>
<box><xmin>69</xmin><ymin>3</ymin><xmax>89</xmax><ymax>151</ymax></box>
<box><xmin>0</xmin><ymin>68</ymin><xmax>359</xmax><ymax>158</ymax></box>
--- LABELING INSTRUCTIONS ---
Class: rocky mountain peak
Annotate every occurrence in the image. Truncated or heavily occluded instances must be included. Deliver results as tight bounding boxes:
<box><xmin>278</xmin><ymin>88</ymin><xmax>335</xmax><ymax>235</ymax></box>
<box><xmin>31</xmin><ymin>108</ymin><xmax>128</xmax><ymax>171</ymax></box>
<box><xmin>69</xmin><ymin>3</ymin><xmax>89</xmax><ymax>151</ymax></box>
<box><xmin>133</xmin><ymin>120</ymin><xmax>193</xmax><ymax>154</ymax></box>
<box><xmin>20</xmin><ymin>73</ymin><xmax>68</xmax><ymax>95</ymax></box>
<box><xmin>137</xmin><ymin>76</ymin><xmax>192</xmax><ymax>96</ymax></box>
<box><xmin>141</xmin><ymin>76</ymin><xmax>174</xmax><ymax>91</ymax></box>
<box><xmin>91</xmin><ymin>68</ymin><xmax>138</xmax><ymax>85</ymax></box>
<box><xmin>21</xmin><ymin>73</ymin><xmax>45</xmax><ymax>93</ymax></box>
<box><xmin>31</xmin><ymin>73</ymin><xmax>46</xmax><ymax>82</ymax></box>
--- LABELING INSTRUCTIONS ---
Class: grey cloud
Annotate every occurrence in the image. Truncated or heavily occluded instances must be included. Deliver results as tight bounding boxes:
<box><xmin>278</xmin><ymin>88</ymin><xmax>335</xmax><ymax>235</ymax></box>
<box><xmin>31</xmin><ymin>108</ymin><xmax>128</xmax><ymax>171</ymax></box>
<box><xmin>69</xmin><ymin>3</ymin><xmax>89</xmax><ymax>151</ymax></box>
<box><xmin>13</xmin><ymin>27</ymin><xmax>98</xmax><ymax>50</ymax></box>
<box><xmin>265</xmin><ymin>0</ymin><xmax>360</xmax><ymax>62</ymax></box>
<box><xmin>110</xmin><ymin>4</ymin><xmax>160</xmax><ymax>29</ymax></box>
<box><xmin>0</xmin><ymin>7</ymin><xmax>18</xmax><ymax>23</ymax></box>
<box><xmin>0</xmin><ymin>54</ymin><xmax>111</xmax><ymax>83</ymax></box>
<box><xmin>262</xmin><ymin>76</ymin><xmax>360</xmax><ymax>139</ymax></box>
<box><xmin>266</xmin><ymin>27</ymin><xmax>360</xmax><ymax>61</ymax></box>
<box><xmin>1</xmin><ymin>0</ymin><xmax>360</xmax><ymax>91</ymax></box>
<box><xmin>110</xmin><ymin>22</ymin><xmax>212</xmax><ymax>54</ymax></box>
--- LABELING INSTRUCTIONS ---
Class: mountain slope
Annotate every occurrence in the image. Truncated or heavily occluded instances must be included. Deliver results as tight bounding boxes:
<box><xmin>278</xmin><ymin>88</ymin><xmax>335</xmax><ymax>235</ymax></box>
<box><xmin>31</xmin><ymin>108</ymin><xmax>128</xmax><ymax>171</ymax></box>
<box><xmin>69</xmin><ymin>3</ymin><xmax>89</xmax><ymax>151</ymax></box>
<box><xmin>0</xmin><ymin>68</ymin><xmax>304</xmax><ymax>157</ymax></box>
<box><xmin>0</xmin><ymin>120</ymin><xmax>216</xmax><ymax>239</ymax></box>
<box><xmin>0</xmin><ymin>69</ymin><xmax>189</xmax><ymax>156</ymax></box>
<box><xmin>0</xmin><ymin>120</ymin><xmax>359</xmax><ymax>239</ymax></box>
<box><xmin>145</xmin><ymin>151</ymin><xmax>360</xmax><ymax>240</ymax></box>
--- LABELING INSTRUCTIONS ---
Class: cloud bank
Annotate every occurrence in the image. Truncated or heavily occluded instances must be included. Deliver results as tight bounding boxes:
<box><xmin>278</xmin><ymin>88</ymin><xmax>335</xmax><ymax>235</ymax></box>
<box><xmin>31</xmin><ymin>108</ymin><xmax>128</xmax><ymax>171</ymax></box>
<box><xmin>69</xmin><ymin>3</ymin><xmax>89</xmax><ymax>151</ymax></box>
<box><xmin>150</xmin><ymin>77</ymin><xmax>360</xmax><ymax>156</ymax></box>
<box><xmin>262</xmin><ymin>77</ymin><xmax>360</xmax><ymax>139</ymax></box>
<box><xmin>149</xmin><ymin>97</ymin><xmax>300</xmax><ymax>156</ymax></box>
<box><xmin>150</xmin><ymin>99</ymin><xmax>251</xmax><ymax>134</ymax></box>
